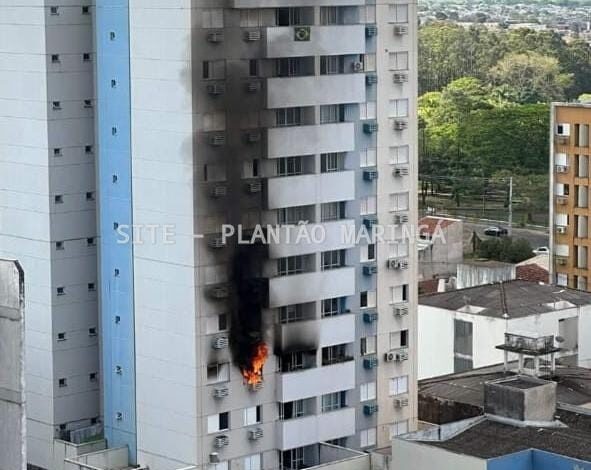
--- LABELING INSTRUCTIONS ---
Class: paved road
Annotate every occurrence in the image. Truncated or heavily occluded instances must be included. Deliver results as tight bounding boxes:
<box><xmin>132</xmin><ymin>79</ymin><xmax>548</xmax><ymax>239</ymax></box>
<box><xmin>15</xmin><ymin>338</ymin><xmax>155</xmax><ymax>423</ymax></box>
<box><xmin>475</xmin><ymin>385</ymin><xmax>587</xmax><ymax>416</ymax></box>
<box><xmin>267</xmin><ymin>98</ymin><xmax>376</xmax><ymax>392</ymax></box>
<box><xmin>463</xmin><ymin>221</ymin><xmax>550</xmax><ymax>251</ymax></box>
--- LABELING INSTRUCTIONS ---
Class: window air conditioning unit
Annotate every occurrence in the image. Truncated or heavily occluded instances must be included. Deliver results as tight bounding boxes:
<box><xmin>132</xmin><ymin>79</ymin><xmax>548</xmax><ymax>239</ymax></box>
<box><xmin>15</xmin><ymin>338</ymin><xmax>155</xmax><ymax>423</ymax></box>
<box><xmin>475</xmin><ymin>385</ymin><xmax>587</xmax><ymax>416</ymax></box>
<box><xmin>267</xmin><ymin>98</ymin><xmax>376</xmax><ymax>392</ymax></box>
<box><xmin>365</xmin><ymin>24</ymin><xmax>378</xmax><ymax>37</ymax></box>
<box><xmin>214</xmin><ymin>435</ymin><xmax>229</xmax><ymax>448</ymax></box>
<box><xmin>207</xmin><ymin>30</ymin><xmax>224</xmax><ymax>43</ymax></box>
<box><xmin>207</xmin><ymin>83</ymin><xmax>226</xmax><ymax>96</ymax></box>
<box><xmin>363</xmin><ymin>355</ymin><xmax>378</xmax><ymax>369</ymax></box>
<box><xmin>556</xmin><ymin>135</ymin><xmax>570</xmax><ymax>145</ymax></box>
<box><xmin>363</xmin><ymin>311</ymin><xmax>378</xmax><ymax>323</ymax></box>
<box><xmin>209</xmin><ymin>285</ymin><xmax>229</xmax><ymax>299</ymax></box>
<box><xmin>393</xmin><ymin>119</ymin><xmax>408</xmax><ymax>131</ymax></box>
<box><xmin>245</xmin><ymin>131</ymin><xmax>261</xmax><ymax>143</ymax></box>
<box><xmin>393</xmin><ymin>213</ymin><xmax>409</xmax><ymax>224</ymax></box>
<box><xmin>363</xmin><ymin>169</ymin><xmax>379</xmax><ymax>181</ymax></box>
<box><xmin>352</xmin><ymin>61</ymin><xmax>364</xmax><ymax>72</ymax></box>
<box><xmin>393</xmin><ymin>24</ymin><xmax>409</xmax><ymax>35</ymax></box>
<box><xmin>244</xmin><ymin>30</ymin><xmax>261</xmax><ymax>41</ymax></box>
<box><xmin>396</xmin><ymin>350</ymin><xmax>409</xmax><ymax>362</ymax></box>
<box><xmin>249</xmin><ymin>381</ymin><xmax>264</xmax><ymax>392</ymax></box>
<box><xmin>246</xmin><ymin>81</ymin><xmax>261</xmax><ymax>93</ymax></box>
<box><xmin>212</xmin><ymin>336</ymin><xmax>229</xmax><ymax>350</ymax></box>
<box><xmin>210</xmin><ymin>453</ymin><xmax>220</xmax><ymax>464</ymax></box>
<box><xmin>393</xmin><ymin>165</ymin><xmax>409</xmax><ymax>177</ymax></box>
<box><xmin>366</xmin><ymin>73</ymin><xmax>378</xmax><ymax>86</ymax></box>
<box><xmin>363</xmin><ymin>216</ymin><xmax>378</xmax><ymax>229</ymax></box>
<box><xmin>394</xmin><ymin>397</ymin><xmax>409</xmax><ymax>408</ymax></box>
<box><xmin>556</xmin><ymin>256</ymin><xmax>567</xmax><ymax>266</ymax></box>
<box><xmin>555</xmin><ymin>165</ymin><xmax>568</xmax><ymax>173</ymax></box>
<box><xmin>363</xmin><ymin>121</ymin><xmax>378</xmax><ymax>134</ymax></box>
<box><xmin>393</xmin><ymin>72</ymin><xmax>409</xmax><ymax>84</ymax></box>
<box><xmin>555</xmin><ymin>196</ymin><xmax>568</xmax><ymax>205</ymax></box>
<box><xmin>394</xmin><ymin>305</ymin><xmax>409</xmax><ymax>317</ymax></box>
<box><xmin>209</xmin><ymin>133</ymin><xmax>226</xmax><ymax>146</ymax></box>
<box><xmin>556</xmin><ymin>225</ymin><xmax>567</xmax><ymax>234</ymax></box>
<box><xmin>248</xmin><ymin>428</ymin><xmax>264</xmax><ymax>440</ymax></box>
<box><xmin>213</xmin><ymin>386</ymin><xmax>229</xmax><ymax>399</ymax></box>
<box><xmin>363</xmin><ymin>403</ymin><xmax>379</xmax><ymax>415</ymax></box>
<box><xmin>387</xmin><ymin>258</ymin><xmax>409</xmax><ymax>270</ymax></box>
<box><xmin>363</xmin><ymin>264</ymin><xmax>378</xmax><ymax>276</ymax></box>
<box><xmin>246</xmin><ymin>181</ymin><xmax>262</xmax><ymax>194</ymax></box>
<box><xmin>208</xmin><ymin>236</ymin><xmax>226</xmax><ymax>249</ymax></box>
<box><xmin>210</xmin><ymin>184</ymin><xmax>227</xmax><ymax>198</ymax></box>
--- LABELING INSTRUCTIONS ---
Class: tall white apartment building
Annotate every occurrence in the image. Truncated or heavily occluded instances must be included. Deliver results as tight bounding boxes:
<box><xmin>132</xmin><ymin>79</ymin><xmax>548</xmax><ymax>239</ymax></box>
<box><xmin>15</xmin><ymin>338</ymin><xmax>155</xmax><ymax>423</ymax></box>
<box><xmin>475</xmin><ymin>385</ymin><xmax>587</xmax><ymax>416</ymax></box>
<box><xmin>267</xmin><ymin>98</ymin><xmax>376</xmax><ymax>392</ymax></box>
<box><xmin>1</xmin><ymin>1</ymin><xmax>418</xmax><ymax>469</ymax></box>
<box><xmin>0</xmin><ymin>2</ymin><xmax>100</xmax><ymax>469</ymax></box>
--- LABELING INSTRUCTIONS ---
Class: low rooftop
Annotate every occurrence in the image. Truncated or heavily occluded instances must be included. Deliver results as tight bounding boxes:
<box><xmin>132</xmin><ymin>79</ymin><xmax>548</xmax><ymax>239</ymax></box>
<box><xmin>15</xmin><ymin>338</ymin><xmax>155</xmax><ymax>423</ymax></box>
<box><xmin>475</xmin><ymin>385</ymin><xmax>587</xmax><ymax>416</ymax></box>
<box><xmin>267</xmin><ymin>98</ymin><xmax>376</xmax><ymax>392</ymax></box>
<box><xmin>418</xmin><ymin>216</ymin><xmax>460</xmax><ymax>237</ymax></box>
<box><xmin>419</xmin><ymin>279</ymin><xmax>591</xmax><ymax>318</ymax></box>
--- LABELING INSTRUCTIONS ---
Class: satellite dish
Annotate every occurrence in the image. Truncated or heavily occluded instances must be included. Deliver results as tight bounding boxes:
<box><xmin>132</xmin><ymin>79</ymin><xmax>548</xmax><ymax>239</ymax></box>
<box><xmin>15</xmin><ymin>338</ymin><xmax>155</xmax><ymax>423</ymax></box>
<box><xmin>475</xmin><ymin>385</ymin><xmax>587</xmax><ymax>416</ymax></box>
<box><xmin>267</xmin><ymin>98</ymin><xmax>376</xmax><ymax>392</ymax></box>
<box><xmin>555</xmin><ymin>336</ymin><xmax>565</xmax><ymax>343</ymax></box>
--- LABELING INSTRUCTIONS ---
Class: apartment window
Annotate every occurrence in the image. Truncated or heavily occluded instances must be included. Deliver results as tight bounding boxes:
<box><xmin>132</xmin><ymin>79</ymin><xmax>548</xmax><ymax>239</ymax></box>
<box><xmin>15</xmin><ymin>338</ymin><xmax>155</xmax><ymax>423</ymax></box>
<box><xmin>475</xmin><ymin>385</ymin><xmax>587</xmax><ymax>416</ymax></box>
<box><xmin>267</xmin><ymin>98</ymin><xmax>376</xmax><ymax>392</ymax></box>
<box><xmin>276</xmin><ymin>8</ymin><xmax>303</xmax><ymax>26</ymax></box>
<box><xmin>203</xmin><ymin>112</ymin><xmax>226</xmax><ymax>132</ymax></box>
<box><xmin>244</xmin><ymin>405</ymin><xmax>262</xmax><ymax>426</ymax></box>
<box><xmin>390</xmin><ymin>420</ymin><xmax>409</xmax><ymax>439</ymax></box>
<box><xmin>218</xmin><ymin>314</ymin><xmax>228</xmax><ymax>331</ymax></box>
<box><xmin>321</xmin><ymin>391</ymin><xmax>346</xmax><ymax>412</ymax></box>
<box><xmin>360</xmin><ymin>102</ymin><xmax>377</xmax><ymax>121</ymax></box>
<box><xmin>53</xmin><ymin>148</ymin><xmax>62</xmax><ymax>157</ymax></box>
<box><xmin>57</xmin><ymin>287</ymin><xmax>65</xmax><ymax>296</ymax></box>
<box><xmin>208</xmin><ymin>461</ymin><xmax>228</xmax><ymax>470</ymax></box>
<box><xmin>89</xmin><ymin>327</ymin><xmax>97</xmax><ymax>337</ymax></box>
<box><xmin>202</xmin><ymin>9</ymin><xmax>224</xmax><ymax>28</ymax></box>
<box><xmin>277</xmin><ymin>156</ymin><xmax>303</xmax><ymax>176</ymax></box>
<box><xmin>84</xmin><ymin>100</ymin><xmax>92</xmax><ymax>109</ymax></box>
<box><xmin>277</xmin><ymin>256</ymin><xmax>303</xmax><ymax>276</ymax></box>
<box><xmin>242</xmin><ymin>159</ymin><xmax>260</xmax><ymax>179</ymax></box>
<box><xmin>82</xmin><ymin>6</ymin><xmax>90</xmax><ymax>15</ymax></box>
<box><xmin>56</xmin><ymin>241</ymin><xmax>64</xmax><ymax>250</ymax></box>
<box><xmin>364</xmin><ymin>53</ymin><xmax>376</xmax><ymax>72</ymax></box>
<box><xmin>82</xmin><ymin>53</ymin><xmax>91</xmax><ymax>62</ymax></box>
<box><xmin>86</xmin><ymin>191</ymin><xmax>95</xmax><ymax>201</ymax></box>
<box><xmin>282</xmin><ymin>448</ymin><xmax>305</xmax><ymax>470</ymax></box>
<box><xmin>390</xmin><ymin>192</ymin><xmax>410</xmax><ymax>211</ymax></box>
<box><xmin>322</xmin><ymin>297</ymin><xmax>344</xmax><ymax>317</ymax></box>
<box><xmin>248</xmin><ymin>59</ymin><xmax>259</xmax><ymax>77</ymax></box>
<box><xmin>360</xmin><ymin>196</ymin><xmax>377</xmax><ymax>215</ymax></box>
<box><xmin>360</xmin><ymin>428</ymin><xmax>377</xmax><ymax>448</ymax></box>
<box><xmin>360</xmin><ymin>382</ymin><xmax>377</xmax><ymax>402</ymax></box>
<box><xmin>360</xmin><ymin>290</ymin><xmax>376</xmax><ymax>308</ymax></box>
<box><xmin>278</xmin><ymin>206</ymin><xmax>307</xmax><ymax>224</ymax></box>
<box><xmin>321</xmin><ymin>250</ymin><xmax>345</xmax><ymax>270</ymax></box>
<box><xmin>89</xmin><ymin>373</ymin><xmax>98</xmax><ymax>383</ymax></box>
<box><xmin>320</xmin><ymin>104</ymin><xmax>345</xmax><ymax>124</ymax></box>
<box><xmin>390</xmin><ymin>145</ymin><xmax>410</xmax><ymax>164</ymax></box>
<box><xmin>389</xmin><ymin>51</ymin><xmax>409</xmax><ymax>70</ymax></box>
<box><xmin>58</xmin><ymin>378</ymin><xmax>67</xmax><ymax>387</ymax></box>
<box><xmin>360</xmin><ymin>6</ymin><xmax>377</xmax><ymax>23</ymax></box>
<box><xmin>52</xmin><ymin>101</ymin><xmax>61</xmax><ymax>110</ymax></box>
<box><xmin>276</xmin><ymin>107</ymin><xmax>302</xmax><ymax>127</ymax></box>
<box><xmin>240</xmin><ymin>9</ymin><xmax>263</xmax><ymax>27</ymax></box>
<box><xmin>57</xmin><ymin>332</ymin><xmax>66</xmax><ymax>341</ymax></box>
<box><xmin>88</xmin><ymin>283</ymin><xmax>96</xmax><ymax>292</ymax></box>
<box><xmin>322</xmin><ymin>344</ymin><xmax>348</xmax><ymax>365</ymax></box>
<box><xmin>389</xmin><ymin>99</ymin><xmax>409</xmax><ymax>118</ymax></box>
<box><xmin>321</xmin><ymin>153</ymin><xmax>343</xmax><ymax>172</ymax></box>
<box><xmin>51</xmin><ymin>54</ymin><xmax>60</xmax><ymax>63</ymax></box>
<box><xmin>281</xmin><ymin>351</ymin><xmax>305</xmax><ymax>372</ymax></box>
<box><xmin>390</xmin><ymin>329</ymin><xmax>409</xmax><ymax>349</ymax></box>
<box><xmin>207</xmin><ymin>362</ymin><xmax>229</xmax><ymax>384</ymax></box>
<box><xmin>389</xmin><ymin>4</ymin><xmax>409</xmax><ymax>23</ymax></box>
<box><xmin>361</xmin><ymin>336</ymin><xmax>377</xmax><ymax>356</ymax></box>
<box><xmin>202</xmin><ymin>60</ymin><xmax>225</xmax><ymax>80</ymax></box>
<box><xmin>202</xmin><ymin>164</ymin><xmax>226</xmax><ymax>182</ymax></box>
<box><xmin>207</xmin><ymin>412</ymin><xmax>229</xmax><ymax>434</ymax></box>
<box><xmin>50</xmin><ymin>6</ymin><xmax>59</xmax><ymax>15</ymax></box>
<box><xmin>276</xmin><ymin>57</ymin><xmax>304</xmax><ymax>77</ymax></box>
<box><xmin>87</xmin><ymin>237</ymin><xmax>96</xmax><ymax>247</ymax></box>
<box><xmin>320</xmin><ymin>55</ymin><xmax>345</xmax><ymax>75</ymax></box>
<box><xmin>279</xmin><ymin>304</ymin><xmax>303</xmax><ymax>323</ymax></box>
<box><xmin>321</xmin><ymin>202</ymin><xmax>345</xmax><ymax>222</ymax></box>
<box><xmin>361</xmin><ymin>244</ymin><xmax>376</xmax><ymax>262</ymax></box>
<box><xmin>360</xmin><ymin>149</ymin><xmax>377</xmax><ymax>168</ymax></box>
<box><xmin>279</xmin><ymin>400</ymin><xmax>304</xmax><ymax>420</ymax></box>
<box><xmin>85</xmin><ymin>145</ymin><xmax>94</xmax><ymax>154</ymax></box>
<box><xmin>389</xmin><ymin>375</ymin><xmax>409</xmax><ymax>396</ymax></box>
<box><xmin>244</xmin><ymin>454</ymin><xmax>262</xmax><ymax>470</ymax></box>
<box><xmin>320</xmin><ymin>6</ymin><xmax>343</xmax><ymax>25</ymax></box>
<box><xmin>388</xmin><ymin>241</ymin><xmax>409</xmax><ymax>259</ymax></box>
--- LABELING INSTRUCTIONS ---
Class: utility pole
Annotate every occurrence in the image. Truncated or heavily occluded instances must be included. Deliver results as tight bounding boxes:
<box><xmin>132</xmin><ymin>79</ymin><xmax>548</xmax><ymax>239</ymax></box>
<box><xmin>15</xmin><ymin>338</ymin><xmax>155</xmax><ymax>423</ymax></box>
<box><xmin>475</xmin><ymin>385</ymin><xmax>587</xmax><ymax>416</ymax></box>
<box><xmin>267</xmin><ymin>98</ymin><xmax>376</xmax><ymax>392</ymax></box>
<box><xmin>508</xmin><ymin>177</ymin><xmax>513</xmax><ymax>236</ymax></box>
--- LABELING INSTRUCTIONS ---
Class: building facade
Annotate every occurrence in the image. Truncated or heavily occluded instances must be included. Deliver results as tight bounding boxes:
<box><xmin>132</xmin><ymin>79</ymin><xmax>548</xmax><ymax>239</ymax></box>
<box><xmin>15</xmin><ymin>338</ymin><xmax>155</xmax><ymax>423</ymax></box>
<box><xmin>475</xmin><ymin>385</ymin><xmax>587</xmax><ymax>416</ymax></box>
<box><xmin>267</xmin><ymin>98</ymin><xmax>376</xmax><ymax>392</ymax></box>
<box><xmin>0</xmin><ymin>3</ymin><xmax>100</xmax><ymax>468</ymax></box>
<box><xmin>550</xmin><ymin>102</ymin><xmax>591</xmax><ymax>290</ymax></box>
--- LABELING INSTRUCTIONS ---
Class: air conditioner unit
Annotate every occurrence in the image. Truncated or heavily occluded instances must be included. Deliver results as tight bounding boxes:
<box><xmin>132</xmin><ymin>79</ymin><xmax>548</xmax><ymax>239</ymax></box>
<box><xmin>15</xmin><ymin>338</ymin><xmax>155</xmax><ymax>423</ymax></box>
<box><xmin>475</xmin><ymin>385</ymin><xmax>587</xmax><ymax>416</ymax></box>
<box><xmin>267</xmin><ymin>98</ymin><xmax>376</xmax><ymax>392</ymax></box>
<box><xmin>245</xmin><ymin>81</ymin><xmax>261</xmax><ymax>93</ymax></box>
<box><xmin>210</xmin><ymin>453</ymin><xmax>220</xmax><ymax>464</ymax></box>
<box><xmin>209</xmin><ymin>134</ymin><xmax>226</xmax><ymax>146</ymax></box>
<box><xmin>387</xmin><ymin>258</ymin><xmax>409</xmax><ymax>270</ymax></box>
<box><xmin>556</xmin><ymin>196</ymin><xmax>568</xmax><ymax>205</ymax></box>
<box><xmin>393</xmin><ymin>119</ymin><xmax>408</xmax><ymax>131</ymax></box>
<box><xmin>393</xmin><ymin>24</ymin><xmax>409</xmax><ymax>35</ymax></box>
<box><xmin>246</xmin><ymin>181</ymin><xmax>262</xmax><ymax>194</ymax></box>
<box><xmin>363</xmin><ymin>355</ymin><xmax>378</xmax><ymax>369</ymax></box>
<box><xmin>366</xmin><ymin>73</ymin><xmax>378</xmax><ymax>86</ymax></box>
<box><xmin>556</xmin><ymin>135</ymin><xmax>569</xmax><ymax>145</ymax></box>
<box><xmin>207</xmin><ymin>83</ymin><xmax>226</xmax><ymax>96</ymax></box>
<box><xmin>393</xmin><ymin>213</ymin><xmax>409</xmax><ymax>224</ymax></box>
<box><xmin>363</xmin><ymin>216</ymin><xmax>378</xmax><ymax>229</ymax></box>
<box><xmin>245</xmin><ymin>131</ymin><xmax>261</xmax><ymax>143</ymax></box>
<box><xmin>208</xmin><ymin>237</ymin><xmax>226</xmax><ymax>249</ymax></box>
<box><xmin>248</xmin><ymin>428</ymin><xmax>264</xmax><ymax>440</ymax></box>
<box><xmin>209</xmin><ymin>285</ymin><xmax>229</xmax><ymax>299</ymax></box>
<box><xmin>393</xmin><ymin>165</ymin><xmax>409</xmax><ymax>176</ymax></box>
<box><xmin>363</xmin><ymin>403</ymin><xmax>379</xmax><ymax>415</ymax></box>
<box><xmin>394</xmin><ymin>397</ymin><xmax>409</xmax><ymax>408</ymax></box>
<box><xmin>384</xmin><ymin>351</ymin><xmax>396</xmax><ymax>362</ymax></box>
<box><xmin>556</xmin><ymin>225</ymin><xmax>567</xmax><ymax>234</ymax></box>
<box><xmin>396</xmin><ymin>351</ymin><xmax>409</xmax><ymax>362</ymax></box>
<box><xmin>210</xmin><ymin>185</ymin><xmax>227</xmax><ymax>198</ymax></box>
<box><xmin>363</xmin><ymin>121</ymin><xmax>378</xmax><ymax>134</ymax></box>
<box><xmin>555</xmin><ymin>165</ymin><xmax>568</xmax><ymax>173</ymax></box>
<box><xmin>363</xmin><ymin>311</ymin><xmax>378</xmax><ymax>323</ymax></box>
<box><xmin>213</xmin><ymin>386</ymin><xmax>229</xmax><ymax>399</ymax></box>
<box><xmin>214</xmin><ymin>435</ymin><xmax>229</xmax><ymax>448</ymax></box>
<box><xmin>207</xmin><ymin>30</ymin><xmax>224</xmax><ymax>43</ymax></box>
<box><xmin>394</xmin><ymin>305</ymin><xmax>409</xmax><ymax>317</ymax></box>
<box><xmin>556</xmin><ymin>257</ymin><xmax>567</xmax><ymax>266</ymax></box>
<box><xmin>244</xmin><ymin>30</ymin><xmax>261</xmax><ymax>41</ymax></box>
<box><xmin>249</xmin><ymin>381</ymin><xmax>264</xmax><ymax>392</ymax></box>
<box><xmin>393</xmin><ymin>72</ymin><xmax>409</xmax><ymax>83</ymax></box>
<box><xmin>352</xmin><ymin>61</ymin><xmax>364</xmax><ymax>72</ymax></box>
<box><xmin>363</xmin><ymin>264</ymin><xmax>378</xmax><ymax>276</ymax></box>
<box><xmin>212</xmin><ymin>336</ymin><xmax>229</xmax><ymax>350</ymax></box>
<box><xmin>363</xmin><ymin>169</ymin><xmax>379</xmax><ymax>181</ymax></box>
<box><xmin>365</xmin><ymin>24</ymin><xmax>378</xmax><ymax>37</ymax></box>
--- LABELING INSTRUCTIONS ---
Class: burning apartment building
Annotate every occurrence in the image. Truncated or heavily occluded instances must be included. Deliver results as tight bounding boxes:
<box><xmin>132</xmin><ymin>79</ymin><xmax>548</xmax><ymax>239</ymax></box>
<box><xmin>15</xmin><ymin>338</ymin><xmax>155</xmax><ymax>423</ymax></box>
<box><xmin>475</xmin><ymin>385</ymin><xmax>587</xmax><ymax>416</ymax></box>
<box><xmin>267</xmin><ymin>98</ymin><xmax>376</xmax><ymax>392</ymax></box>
<box><xmin>0</xmin><ymin>0</ymin><xmax>418</xmax><ymax>469</ymax></box>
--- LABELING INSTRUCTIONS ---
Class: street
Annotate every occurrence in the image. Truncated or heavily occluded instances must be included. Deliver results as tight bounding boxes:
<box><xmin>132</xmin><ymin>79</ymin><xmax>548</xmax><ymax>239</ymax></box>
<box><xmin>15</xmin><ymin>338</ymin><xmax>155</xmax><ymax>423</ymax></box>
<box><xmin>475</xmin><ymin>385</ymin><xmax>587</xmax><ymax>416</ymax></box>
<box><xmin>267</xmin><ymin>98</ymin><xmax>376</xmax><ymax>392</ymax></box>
<box><xmin>463</xmin><ymin>221</ymin><xmax>550</xmax><ymax>251</ymax></box>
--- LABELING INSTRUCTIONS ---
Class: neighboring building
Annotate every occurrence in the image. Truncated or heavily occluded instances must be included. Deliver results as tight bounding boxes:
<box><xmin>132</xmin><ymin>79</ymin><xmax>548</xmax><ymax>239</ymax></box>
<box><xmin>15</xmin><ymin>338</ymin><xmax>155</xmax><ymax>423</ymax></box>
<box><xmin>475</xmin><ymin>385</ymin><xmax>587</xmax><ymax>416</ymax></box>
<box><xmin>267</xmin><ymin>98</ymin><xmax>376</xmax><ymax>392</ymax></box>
<box><xmin>456</xmin><ymin>260</ymin><xmax>515</xmax><ymax>289</ymax></box>
<box><xmin>516</xmin><ymin>254</ymin><xmax>550</xmax><ymax>284</ymax></box>
<box><xmin>0</xmin><ymin>4</ymin><xmax>100</xmax><ymax>468</ymax></box>
<box><xmin>418</xmin><ymin>216</ymin><xmax>463</xmax><ymax>281</ymax></box>
<box><xmin>95</xmin><ymin>1</ymin><xmax>418</xmax><ymax>470</ymax></box>
<box><xmin>418</xmin><ymin>280</ymin><xmax>591</xmax><ymax>379</ymax></box>
<box><xmin>0</xmin><ymin>259</ymin><xmax>26</xmax><ymax>470</ymax></box>
<box><xmin>550</xmin><ymin>102</ymin><xmax>591</xmax><ymax>291</ymax></box>
<box><xmin>394</xmin><ymin>375</ymin><xmax>591</xmax><ymax>470</ymax></box>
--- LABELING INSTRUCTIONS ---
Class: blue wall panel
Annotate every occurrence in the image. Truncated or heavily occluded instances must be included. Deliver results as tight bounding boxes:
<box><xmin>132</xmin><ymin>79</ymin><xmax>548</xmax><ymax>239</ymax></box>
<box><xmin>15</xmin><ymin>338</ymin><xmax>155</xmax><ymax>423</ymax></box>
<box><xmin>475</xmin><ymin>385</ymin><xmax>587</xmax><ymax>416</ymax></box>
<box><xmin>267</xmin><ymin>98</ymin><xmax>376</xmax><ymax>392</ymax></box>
<box><xmin>488</xmin><ymin>449</ymin><xmax>591</xmax><ymax>470</ymax></box>
<box><xmin>95</xmin><ymin>0</ymin><xmax>136</xmax><ymax>463</ymax></box>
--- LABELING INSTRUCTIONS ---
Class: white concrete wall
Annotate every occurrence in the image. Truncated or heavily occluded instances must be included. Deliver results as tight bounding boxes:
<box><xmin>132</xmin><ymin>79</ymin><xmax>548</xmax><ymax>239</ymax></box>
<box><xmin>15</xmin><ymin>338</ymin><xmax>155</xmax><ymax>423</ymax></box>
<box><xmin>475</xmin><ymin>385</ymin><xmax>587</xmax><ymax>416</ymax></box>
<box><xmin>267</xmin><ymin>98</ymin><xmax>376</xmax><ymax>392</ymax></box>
<box><xmin>418</xmin><ymin>306</ymin><xmax>454</xmax><ymax>379</ymax></box>
<box><xmin>391</xmin><ymin>438</ymin><xmax>487</xmax><ymax>470</ymax></box>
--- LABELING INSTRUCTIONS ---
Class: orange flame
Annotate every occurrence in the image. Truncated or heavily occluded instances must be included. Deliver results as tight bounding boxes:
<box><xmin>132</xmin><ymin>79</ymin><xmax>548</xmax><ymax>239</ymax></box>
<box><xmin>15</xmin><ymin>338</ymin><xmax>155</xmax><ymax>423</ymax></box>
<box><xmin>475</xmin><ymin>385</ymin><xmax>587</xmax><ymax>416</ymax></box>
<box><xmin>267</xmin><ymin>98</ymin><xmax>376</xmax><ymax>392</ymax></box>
<box><xmin>241</xmin><ymin>342</ymin><xmax>269</xmax><ymax>385</ymax></box>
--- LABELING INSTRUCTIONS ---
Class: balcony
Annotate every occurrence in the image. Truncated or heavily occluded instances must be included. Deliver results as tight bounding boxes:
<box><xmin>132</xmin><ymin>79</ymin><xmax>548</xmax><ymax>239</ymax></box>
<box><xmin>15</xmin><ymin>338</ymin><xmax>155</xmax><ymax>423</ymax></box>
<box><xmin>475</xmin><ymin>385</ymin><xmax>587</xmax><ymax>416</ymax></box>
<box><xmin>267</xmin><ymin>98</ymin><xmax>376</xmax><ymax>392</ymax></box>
<box><xmin>233</xmin><ymin>0</ymin><xmax>364</xmax><ymax>7</ymax></box>
<box><xmin>265</xmin><ymin>25</ymin><xmax>365</xmax><ymax>58</ymax></box>
<box><xmin>269</xmin><ymin>219</ymin><xmax>356</xmax><ymax>258</ymax></box>
<box><xmin>269</xmin><ymin>266</ymin><xmax>355</xmax><ymax>308</ymax></box>
<box><xmin>277</xmin><ymin>407</ymin><xmax>356</xmax><ymax>450</ymax></box>
<box><xmin>277</xmin><ymin>359</ymin><xmax>355</xmax><ymax>402</ymax></box>
<box><xmin>276</xmin><ymin>313</ymin><xmax>355</xmax><ymax>353</ymax></box>
<box><xmin>267</xmin><ymin>122</ymin><xmax>355</xmax><ymax>159</ymax></box>
<box><xmin>267</xmin><ymin>171</ymin><xmax>355</xmax><ymax>209</ymax></box>
<box><xmin>267</xmin><ymin>74</ymin><xmax>366</xmax><ymax>109</ymax></box>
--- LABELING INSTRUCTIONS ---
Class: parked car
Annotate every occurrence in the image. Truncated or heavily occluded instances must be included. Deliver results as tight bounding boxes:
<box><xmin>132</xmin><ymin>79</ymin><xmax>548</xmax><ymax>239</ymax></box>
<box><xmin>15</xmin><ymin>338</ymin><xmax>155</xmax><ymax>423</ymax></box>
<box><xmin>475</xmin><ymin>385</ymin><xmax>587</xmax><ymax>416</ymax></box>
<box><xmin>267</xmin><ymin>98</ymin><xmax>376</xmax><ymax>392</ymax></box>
<box><xmin>533</xmin><ymin>246</ymin><xmax>550</xmax><ymax>255</ymax></box>
<box><xmin>483</xmin><ymin>226</ymin><xmax>508</xmax><ymax>237</ymax></box>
